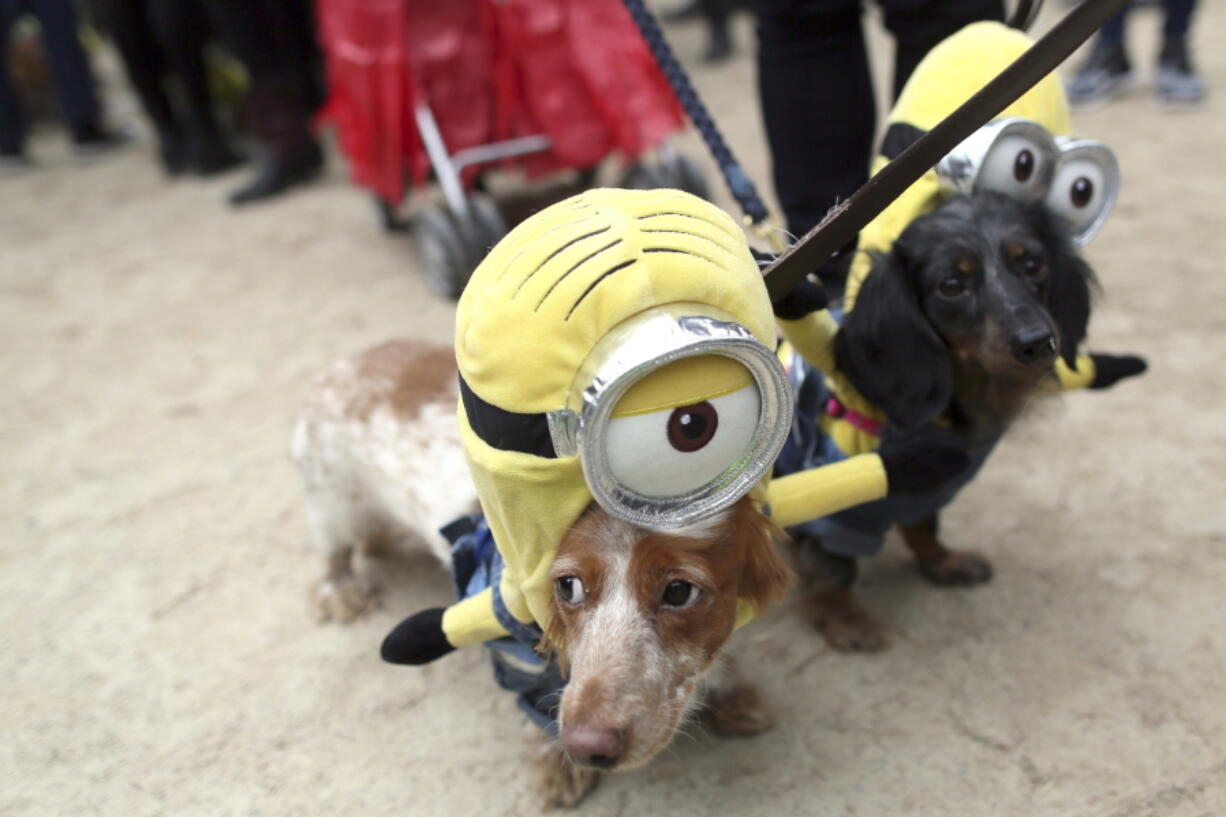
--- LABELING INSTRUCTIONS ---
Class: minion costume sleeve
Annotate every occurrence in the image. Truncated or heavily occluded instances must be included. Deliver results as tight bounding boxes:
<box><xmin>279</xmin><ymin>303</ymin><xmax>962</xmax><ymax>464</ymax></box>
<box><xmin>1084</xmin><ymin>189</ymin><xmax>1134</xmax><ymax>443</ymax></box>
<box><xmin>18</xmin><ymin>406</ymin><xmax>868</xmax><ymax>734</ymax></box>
<box><xmin>769</xmin><ymin>21</ymin><xmax>1145</xmax><ymax>558</ymax></box>
<box><xmin>383</xmin><ymin>189</ymin><xmax>904</xmax><ymax>686</ymax></box>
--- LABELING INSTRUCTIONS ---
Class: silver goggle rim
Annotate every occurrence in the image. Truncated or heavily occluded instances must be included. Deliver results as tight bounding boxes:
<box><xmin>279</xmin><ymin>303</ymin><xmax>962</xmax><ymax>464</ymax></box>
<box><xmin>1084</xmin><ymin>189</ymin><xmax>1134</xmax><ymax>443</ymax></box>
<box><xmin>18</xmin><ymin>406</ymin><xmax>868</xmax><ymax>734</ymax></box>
<box><xmin>935</xmin><ymin>117</ymin><xmax>1120</xmax><ymax>246</ymax></box>
<box><xmin>546</xmin><ymin>307</ymin><xmax>792</xmax><ymax>531</ymax></box>
<box><xmin>936</xmin><ymin>118</ymin><xmax>1058</xmax><ymax>202</ymax></box>
<box><xmin>1052</xmin><ymin>136</ymin><xmax>1120</xmax><ymax>247</ymax></box>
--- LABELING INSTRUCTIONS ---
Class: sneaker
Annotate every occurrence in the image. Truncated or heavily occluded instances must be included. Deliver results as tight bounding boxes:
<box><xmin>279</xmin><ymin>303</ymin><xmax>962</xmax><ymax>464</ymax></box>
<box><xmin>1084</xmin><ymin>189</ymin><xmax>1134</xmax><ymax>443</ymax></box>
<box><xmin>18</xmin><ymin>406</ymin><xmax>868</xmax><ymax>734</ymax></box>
<box><xmin>1156</xmin><ymin>37</ymin><xmax>1206</xmax><ymax>107</ymax></box>
<box><xmin>71</xmin><ymin>123</ymin><xmax>132</xmax><ymax>159</ymax></box>
<box><xmin>1066</xmin><ymin>41</ymin><xmax>1136</xmax><ymax>108</ymax></box>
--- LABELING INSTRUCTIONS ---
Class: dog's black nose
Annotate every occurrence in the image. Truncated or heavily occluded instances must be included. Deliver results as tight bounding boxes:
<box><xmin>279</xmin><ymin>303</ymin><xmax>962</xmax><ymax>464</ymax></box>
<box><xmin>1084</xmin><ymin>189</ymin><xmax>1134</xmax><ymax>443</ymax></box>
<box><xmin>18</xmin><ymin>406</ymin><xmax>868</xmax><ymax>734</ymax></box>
<box><xmin>1011</xmin><ymin>326</ymin><xmax>1057</xmax><ymax>365</ymax></box>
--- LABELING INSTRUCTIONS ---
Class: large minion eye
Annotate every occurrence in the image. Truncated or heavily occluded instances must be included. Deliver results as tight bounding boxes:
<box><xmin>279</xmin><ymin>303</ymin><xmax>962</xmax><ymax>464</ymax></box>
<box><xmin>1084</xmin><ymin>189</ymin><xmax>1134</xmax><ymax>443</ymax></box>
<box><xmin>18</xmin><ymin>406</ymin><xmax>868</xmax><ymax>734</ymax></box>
<box><xmin>667</xmin><ymin>402</ymin><xmax>718</xmax><ymax>452</ymax></box>
<box><xmin>1046</xmin><ymin>158</ymin><xmax>1109</xmax><ymax>236</ymax></box>
<box><xmin>604</xmin><ymin>384</ymin><xmax>760</xmax><ymax>498</ymax></box>
<box><xmin>978</xmin><ymin>135</ymin><xmax>1051</xmax><ymax>201</ymax></box>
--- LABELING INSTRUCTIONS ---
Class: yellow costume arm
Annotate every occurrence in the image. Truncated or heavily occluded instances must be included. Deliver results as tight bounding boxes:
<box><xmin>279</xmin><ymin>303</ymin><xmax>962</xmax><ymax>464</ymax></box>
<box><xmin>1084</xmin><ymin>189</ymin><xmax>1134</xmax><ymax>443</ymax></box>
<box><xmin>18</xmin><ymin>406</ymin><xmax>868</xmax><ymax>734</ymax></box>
<box><xmin>778</xmin><ymin>310</ymin><xmax>841</xmax><ymax>376</ymax></box>
<box><xmin>1055</xmin><ymin>355</ymin><xmax>1096</xmax><ymax>390</ymax></box>
<box><xmin>441</xmin><ymin>588</ymin><xmax>511</xmax><ymax>647</ymax></box>
<box><xmin>768</xmin><ymin>454</ymin><xmax>889</xmax><ymax>528</ymax></box>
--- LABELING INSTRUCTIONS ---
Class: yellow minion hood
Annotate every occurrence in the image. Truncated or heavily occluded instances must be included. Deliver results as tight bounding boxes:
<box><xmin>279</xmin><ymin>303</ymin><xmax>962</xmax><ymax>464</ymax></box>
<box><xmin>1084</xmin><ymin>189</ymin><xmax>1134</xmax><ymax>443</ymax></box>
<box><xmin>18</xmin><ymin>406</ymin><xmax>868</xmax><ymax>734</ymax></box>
<box><xmin>845</xmin><ymin>21</ymin><xmax>1072</xmax><ymax>310</ymax></box>
<box><xmin>453</xmin><ymin>187</ymin><xmax>782</xmax><ymax>641</ymax></box>
<box><xmin>375</xmin><ymin>188</ymin><xmax>893</xmax><ymax>662</ymax></box>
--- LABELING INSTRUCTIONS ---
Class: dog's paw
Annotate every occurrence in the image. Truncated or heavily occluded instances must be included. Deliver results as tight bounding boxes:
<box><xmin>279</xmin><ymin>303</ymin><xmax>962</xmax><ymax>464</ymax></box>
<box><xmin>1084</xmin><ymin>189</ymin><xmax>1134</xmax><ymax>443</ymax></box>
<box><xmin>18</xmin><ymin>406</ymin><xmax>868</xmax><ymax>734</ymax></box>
<box><xmin>917</xmin><ymin>549</ymin><xmax>993</xmax><ymax>587</ymax></box>
<box><xmin>805</xmin><ymin>591</ymin><xmax>887</xmax><ymax>653</ymax></box>
<box><xmin>310</xmin><ymin>575</ymin><xmax>379</xmax><ymax>623</ymax></box>
<box><xmin>703</xmin><ymin>683</ymin><xmax>774</xmax><ymax>736</ymax></box>
<box><xmin>533</xmin><ymin>744</ymin><xmax>602</xmax><ymax>809</ymax></box>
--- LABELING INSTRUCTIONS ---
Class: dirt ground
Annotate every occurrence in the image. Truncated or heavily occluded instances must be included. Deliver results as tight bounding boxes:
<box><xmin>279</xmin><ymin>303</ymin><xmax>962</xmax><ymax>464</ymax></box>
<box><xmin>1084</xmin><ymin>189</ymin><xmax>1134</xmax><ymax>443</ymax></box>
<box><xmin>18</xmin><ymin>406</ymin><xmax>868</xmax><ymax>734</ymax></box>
<box><xmin>3</xmin><ymin>6</ymin><xmax>1226</xmax><ymax>817</ymax></box>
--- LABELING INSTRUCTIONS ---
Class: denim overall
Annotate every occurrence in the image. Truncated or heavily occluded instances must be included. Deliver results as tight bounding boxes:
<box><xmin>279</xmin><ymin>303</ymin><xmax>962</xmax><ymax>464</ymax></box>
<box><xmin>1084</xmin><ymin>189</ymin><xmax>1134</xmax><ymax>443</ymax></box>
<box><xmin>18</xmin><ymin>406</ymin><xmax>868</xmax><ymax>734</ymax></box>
<box><xmin>773</xmin><ymin>355</ymin><xmax>1001</xmax><ymax>557</ymax></box>
<box><xmin>442</xmin><ymin>516</ymin><xmax>565</xmax><ymax>735</ymax></box>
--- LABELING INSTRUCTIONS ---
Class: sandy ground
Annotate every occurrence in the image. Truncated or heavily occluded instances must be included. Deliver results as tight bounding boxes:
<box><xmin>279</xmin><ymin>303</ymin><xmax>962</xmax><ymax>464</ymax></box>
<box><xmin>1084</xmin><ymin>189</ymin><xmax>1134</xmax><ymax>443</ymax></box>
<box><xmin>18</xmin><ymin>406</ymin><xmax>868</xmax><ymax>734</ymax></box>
<box><xmin>4</xmin><ymin>6</ymin><xmax>1226</xmax><ymax>817</ymax></box>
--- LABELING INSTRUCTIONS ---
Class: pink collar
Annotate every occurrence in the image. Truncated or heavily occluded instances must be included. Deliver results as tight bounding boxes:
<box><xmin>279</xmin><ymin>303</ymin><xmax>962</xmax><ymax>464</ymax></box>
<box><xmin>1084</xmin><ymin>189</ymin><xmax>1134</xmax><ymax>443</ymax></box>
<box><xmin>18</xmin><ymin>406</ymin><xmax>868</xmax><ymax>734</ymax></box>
<box><xmin>825</xmin><ymin>396</ymin><xmax>884</xmax><ymax>438</ymax></box>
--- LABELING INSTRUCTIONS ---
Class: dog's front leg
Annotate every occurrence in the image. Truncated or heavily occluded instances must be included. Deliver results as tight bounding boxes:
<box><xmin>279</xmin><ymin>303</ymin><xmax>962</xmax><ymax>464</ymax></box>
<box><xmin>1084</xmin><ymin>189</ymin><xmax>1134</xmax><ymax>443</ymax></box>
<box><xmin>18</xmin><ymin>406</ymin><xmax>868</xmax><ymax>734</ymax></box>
<box><xmin>793</xmin><ymin>534</ymin><xmax>886</xmax><ymax>653</ymax></box>
<box><xmin>700</xmin><ymin>655</ymin><xmax>774</xmax><ymax>736</ymax></box>
<box><xmin>532</xmin><ymin>735</ymin><xmax>602</xmax><ymax>809</ymax></box>
<box><xmin>899</xmin><ymin>514</ymin><xmax>993</xmax><ymax>586</ymax></box>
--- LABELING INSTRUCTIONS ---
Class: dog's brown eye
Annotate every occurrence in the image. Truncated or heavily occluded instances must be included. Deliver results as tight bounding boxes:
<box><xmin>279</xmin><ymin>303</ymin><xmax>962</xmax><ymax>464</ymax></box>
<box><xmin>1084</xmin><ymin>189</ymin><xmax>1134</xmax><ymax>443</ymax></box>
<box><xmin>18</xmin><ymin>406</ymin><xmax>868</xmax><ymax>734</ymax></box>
<box><xmin>556</xmin><ymin>576</ymin><xmax>585</xmax><ymax>605</ymax></box>
<box><xmin>1021</xmin><ymin>254</ymin><xmax>1045</xmax><ymax>278</ymax></box>
<box><xmin>661</xmin><ymin>580</ymin><xmax>699</xmax><ymax>608</ymax></box>
<box><xmin>938</xmin><ymin>276</ymin><xmax>967</xmax><ymax>297</ymax></box>
<box><xmin>666</xmin><ymin>402</ymin><xmax>718</xmax><ymax>453</ymax></box>
<box><xmin>1013</xmin><ymin>149</ymin><xmax>1035</xmax><ymax>182</ymax></box>
<box><xmin>1070</xmin><ymin>176</ymin><xmax>1094</xmax><ymax>208</ymax></box>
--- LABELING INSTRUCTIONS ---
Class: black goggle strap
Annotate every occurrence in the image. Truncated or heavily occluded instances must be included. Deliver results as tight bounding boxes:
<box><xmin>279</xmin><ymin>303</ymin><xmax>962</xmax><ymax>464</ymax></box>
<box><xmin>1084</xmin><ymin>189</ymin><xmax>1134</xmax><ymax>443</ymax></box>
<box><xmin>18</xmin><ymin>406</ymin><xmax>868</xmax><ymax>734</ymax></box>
<box><xmin>762</xmin><ymin>0</ymin><xmax>1128</xmax><ymax>299</ymax></box>
<box><xmin>459</xmin><ymin>374</ymin><xmax>558</xmax><ymax>460</ymax></box>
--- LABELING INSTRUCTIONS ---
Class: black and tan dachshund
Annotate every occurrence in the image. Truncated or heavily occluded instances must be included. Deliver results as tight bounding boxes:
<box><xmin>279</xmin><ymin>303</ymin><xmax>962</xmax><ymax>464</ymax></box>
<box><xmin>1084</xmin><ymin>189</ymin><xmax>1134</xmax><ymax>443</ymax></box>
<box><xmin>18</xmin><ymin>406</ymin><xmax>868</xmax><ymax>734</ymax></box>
<box><xmin>777</xmin><ymin>191</ymin><xmax>1147</xmax><ymax>651</ymax></box>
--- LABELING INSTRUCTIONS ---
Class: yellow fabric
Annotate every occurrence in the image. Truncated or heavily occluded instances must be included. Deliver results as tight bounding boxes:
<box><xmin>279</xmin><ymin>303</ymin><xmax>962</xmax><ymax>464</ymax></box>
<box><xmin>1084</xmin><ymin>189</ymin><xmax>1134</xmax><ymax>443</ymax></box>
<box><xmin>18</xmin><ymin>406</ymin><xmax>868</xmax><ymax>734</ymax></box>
<box><xmin>439</xmin><ymin>189</ymin><xmax>894</xmax><ymax>648</ymax></box>
<box><xmin>454</xmin><ymin>188</ymin><xmax>777</xmax><ymax>633</ymax></box>
<box><xmin>1056</xmin><ymin>354</ymin><xmax>1097</xmax><ymax>390</ymax></box>
<box><xmin>777</xmin><ymin>320</ymin><xmax>887</xmax><ymax>457</ymax></box>
<box><xmin>441</xmin><ymin>588</ymin><xmax>510</xmax><ymax>647</ymax></box>
<box><xmin>768</xmin><ymin>454</ymin><xmax>889</xmax><ymax>528</ymax></box>
<box><xmin>780</xmin><ymin>22</ymin><xmax>1081</xmax><ymax>465</ymax></box>
<box><xmin>844</xmin><ymin>21</ymin><xmax>1073</xmax><ymax>312</ymax></box>
<box><xmin>613</xmin><ymin>356</ymin><xmax>753</xmax><ymax>417</ymax></box>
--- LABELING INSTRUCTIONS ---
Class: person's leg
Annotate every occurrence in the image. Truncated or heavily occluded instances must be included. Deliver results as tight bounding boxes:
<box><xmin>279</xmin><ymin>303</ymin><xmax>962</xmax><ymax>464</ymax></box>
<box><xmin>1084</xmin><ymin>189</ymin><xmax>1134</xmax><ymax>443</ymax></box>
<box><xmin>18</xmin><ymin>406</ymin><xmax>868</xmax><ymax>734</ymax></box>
<box><xmin>262</xmin><ymin>0</ymin><xmax>324</xmax><ymax>112</ymax></box>
<box><xmin>1066</xmin><ymin>3</ymin><xmax>1137</xmax><ymax>106</ymax></box>
<box><xmin>94</xmin><ymin>0</ymin><xmax>187</xmax><ymax>171</ymax></box>
<box><xmin>29</xmin><ymin>0</ymin><xmax>103</xmax><ymax>135</ymax></box>
<box><xmin>1162</xmin><ymin>0</ymin><xmax>1196</xmax><ymax>38</ymax></box>
<box><xmin>0</xmin><ymin>1</ymin><xmax>26</xmax><ymax>157</ymax></box>
<box><xmin>701</xmin><ymin>0</ymin><xmax>733</xmax><ymax>62</ymax></box>
<box><xmin>881</xmin><ymin>0</ymin><xmax>1004</xmax><ymax>101</ymax></box>
<box><xmin>147</xmin><ymin>0</ymin><xmax>242</xmax><ymax>174</ymax></box>
<box><xmin>752</xmin><ymin>0</ymin><xmax>874</xmax><ymax>286</ymax></box>
<box><xmin>199</xmin><ymin>0</ymin><xmax>322</xmax><ymax>203</ymax></box>
<box><xmin>1156</xmin><ymin>0</ymin><xmax>1205</xmax><ymax>105</ymax></box>
<box><xmin>1097</xmin><ymin>4</ymin><xmax>1129</xmax><ymax>47</ymax></box>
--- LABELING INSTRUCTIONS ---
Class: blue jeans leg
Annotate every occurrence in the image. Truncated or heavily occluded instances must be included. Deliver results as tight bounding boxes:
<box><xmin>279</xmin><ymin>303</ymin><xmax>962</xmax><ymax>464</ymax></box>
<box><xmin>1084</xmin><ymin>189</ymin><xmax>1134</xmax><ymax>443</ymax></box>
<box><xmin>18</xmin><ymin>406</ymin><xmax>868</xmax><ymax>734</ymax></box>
<box><xmin>1163</xmin><ymin>0</ymin><xmax>1197</xmax><ymax>39</ymax></box>
<box><xmin>0</xmin><ymin>1</ymin><xmax>23</xmax><ymax>151</ymax></box>
<box><xmin>31</xmin><ymin>0</ymin><xmax>100</xmax><ymax>131</ymax></box>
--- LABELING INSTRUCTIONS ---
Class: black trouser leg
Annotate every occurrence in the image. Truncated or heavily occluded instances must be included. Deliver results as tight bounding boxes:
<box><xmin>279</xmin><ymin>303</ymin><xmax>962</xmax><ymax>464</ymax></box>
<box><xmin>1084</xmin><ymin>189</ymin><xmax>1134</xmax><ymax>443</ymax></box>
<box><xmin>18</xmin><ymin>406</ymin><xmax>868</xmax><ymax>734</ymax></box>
<box><xmin>0</xmin><ymin>2</ymin><xmax>24</xmax><ymax>152</ymax></box>
<box><xmin>29</xmin><ymin>0</ymin><xmax>103</xmax><ymax>133</ymax></box>
<box><xmin>753</xmin><ymin>0</ymin><xmax>874</xmax><ymax>247</ymax></box>
<box><xmin>880</xmin><ymin>0</ymin><xmax>1005</xmax><ymax>100</ymax></box>
<box><xmin>1163</xmin><ymin>0</ymin><xmax>1197</xmax><ymax>39</ymax></box>
<box><xmin>197</xmin><ymin>0</ymin><xmax>321</xmax><ymax>201</ymax></box>
<box><xmin>147</xmin><ymin>0</ymin><xmax>224</xmax><ymax>136</ymax></box>
<box><xmin>94</xmin><ymin>0</ymin><xmax>177</xmax><ymax>138</ymax></box>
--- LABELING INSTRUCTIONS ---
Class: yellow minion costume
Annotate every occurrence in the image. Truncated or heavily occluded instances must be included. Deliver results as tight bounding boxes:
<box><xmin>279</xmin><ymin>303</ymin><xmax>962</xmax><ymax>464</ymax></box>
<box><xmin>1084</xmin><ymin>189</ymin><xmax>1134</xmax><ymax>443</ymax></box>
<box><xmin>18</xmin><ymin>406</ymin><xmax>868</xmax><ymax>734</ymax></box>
<box><xmin>383</xmin><ymin>188</ymin><xmax>912</xmax><ymax>702</ymax></box>
<box><xmin>773</xmin><ymin>21</ymin><xmax>1137</xmax><ymax>558</ymax></box>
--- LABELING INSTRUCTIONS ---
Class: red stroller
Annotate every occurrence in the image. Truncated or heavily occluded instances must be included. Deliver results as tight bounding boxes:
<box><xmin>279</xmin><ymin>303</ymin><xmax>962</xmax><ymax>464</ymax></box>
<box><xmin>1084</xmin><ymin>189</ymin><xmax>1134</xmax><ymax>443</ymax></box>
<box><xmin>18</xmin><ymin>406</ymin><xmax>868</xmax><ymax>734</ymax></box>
<box><xmin>317</xmin><ymin>0</ymin><xmax>708</xmax><ymax>297</ymax></box>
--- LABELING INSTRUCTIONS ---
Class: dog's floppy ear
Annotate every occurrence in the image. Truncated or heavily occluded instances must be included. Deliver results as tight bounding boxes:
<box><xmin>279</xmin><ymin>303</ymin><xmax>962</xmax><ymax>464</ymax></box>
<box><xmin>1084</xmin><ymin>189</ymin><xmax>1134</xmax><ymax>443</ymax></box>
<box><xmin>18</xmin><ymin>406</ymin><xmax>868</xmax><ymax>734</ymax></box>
<box><xmin>836</xmin><ymin>251</ymin><xmax>952</xmax><ymax>431</ymax></box>
<box><xmin>1047</xmin><ymin>252</ymin><xmax>1095</xmax><ymax>369</ymax></box>
<box><xmin>1032</xmin><ymin>203</ymin><xmax>1096</xmax><ymax>368</ymax></box>
<box><xmin>731</xmin><ymin>498</ymin><xmax>792</xmax><ymax>613</ymax></box>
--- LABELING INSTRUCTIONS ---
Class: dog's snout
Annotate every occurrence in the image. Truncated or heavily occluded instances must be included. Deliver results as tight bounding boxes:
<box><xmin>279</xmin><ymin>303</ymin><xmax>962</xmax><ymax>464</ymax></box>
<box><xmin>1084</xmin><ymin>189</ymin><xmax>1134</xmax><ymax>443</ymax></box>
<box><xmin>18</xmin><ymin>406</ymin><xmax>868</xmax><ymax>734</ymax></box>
<box><xmin>1010</xmin><ymin>325</ymin><xmax>1057</xmax><ymax>365</ymax></box>
<box><xmin>560</xmin><ymin>724</ymin><xmax>627</xmax><ymax>769</ymax></box>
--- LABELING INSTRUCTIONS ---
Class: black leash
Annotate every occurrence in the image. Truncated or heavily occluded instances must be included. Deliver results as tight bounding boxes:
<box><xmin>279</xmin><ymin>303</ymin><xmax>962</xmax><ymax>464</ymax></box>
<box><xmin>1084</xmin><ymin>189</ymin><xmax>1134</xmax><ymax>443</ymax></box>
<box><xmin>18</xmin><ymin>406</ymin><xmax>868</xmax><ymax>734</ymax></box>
<box><xmin>620</xmin><ymin>0</ymin><xmax>771</xmax><ymax>229</ymax></box>
<box><xmin>762</xmin><ymin>0</ymin><xmax>1128</xmax><ymax>298</ymax></box>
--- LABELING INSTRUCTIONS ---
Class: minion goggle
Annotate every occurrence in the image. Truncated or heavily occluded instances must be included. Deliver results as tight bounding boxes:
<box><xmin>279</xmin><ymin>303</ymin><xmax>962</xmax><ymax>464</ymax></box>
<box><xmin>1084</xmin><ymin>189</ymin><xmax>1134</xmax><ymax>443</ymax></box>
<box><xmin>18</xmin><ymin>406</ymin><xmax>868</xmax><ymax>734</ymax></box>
<box><xmin>461</xmin><ymin>304</ymin><xmax>791</xmax><ymax>531</ymax></box>
<box><xmin>936</xmin><ymin>118</ymin><xmax>1120</xmax><ymax>246</ymax></box>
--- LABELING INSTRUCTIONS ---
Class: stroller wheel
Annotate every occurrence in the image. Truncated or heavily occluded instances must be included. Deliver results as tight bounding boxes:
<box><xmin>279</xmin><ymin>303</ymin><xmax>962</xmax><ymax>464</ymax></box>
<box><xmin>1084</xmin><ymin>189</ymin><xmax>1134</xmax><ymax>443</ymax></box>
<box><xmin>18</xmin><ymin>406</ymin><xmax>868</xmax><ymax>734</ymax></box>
<box><xmin>462</xmin><ymin>193</ymin><xmax>507</xmax><ymax>266</ymax></box>
<box><xmin>620</xmin><ymin>162</ymin><xmax>669</xmax><ymax>191</ymax></box>
<box><xmin>411</xmin><ymin>204</ymin><xmax>468</xmax><ymax>299</ymax></box>
<box><xmin>658</xmin><ymin>153</ymin><xmax>710</xmax><ymax>201</ymax></box>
